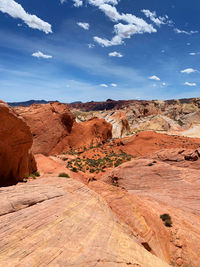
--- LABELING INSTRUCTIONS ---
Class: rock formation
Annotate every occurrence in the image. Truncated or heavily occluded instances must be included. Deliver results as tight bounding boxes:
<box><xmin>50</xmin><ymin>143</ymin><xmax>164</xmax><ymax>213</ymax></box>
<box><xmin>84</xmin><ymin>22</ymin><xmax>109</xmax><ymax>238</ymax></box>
<box><xmin>15</xmin><ymin>102</ymin><xmax>75</xmax><ymax>155</ymax></box>
<box><xmin>53</xmin><ymin>117</ymin><xmax>112</xmax><ymax>153</ymax></box>
<box><xmin>0</xmin><ymin>100</ymin><xmax>36</xmax><ymax>186</ymax></box>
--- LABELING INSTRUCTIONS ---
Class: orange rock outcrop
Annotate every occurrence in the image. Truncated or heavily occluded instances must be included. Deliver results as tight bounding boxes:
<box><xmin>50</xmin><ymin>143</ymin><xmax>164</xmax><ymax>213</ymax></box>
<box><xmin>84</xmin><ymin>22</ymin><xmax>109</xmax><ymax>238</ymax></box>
<box><xmin>0</xmin><ymin>100</ymin><xmax>36</xmax><ymax>186</ymax></box>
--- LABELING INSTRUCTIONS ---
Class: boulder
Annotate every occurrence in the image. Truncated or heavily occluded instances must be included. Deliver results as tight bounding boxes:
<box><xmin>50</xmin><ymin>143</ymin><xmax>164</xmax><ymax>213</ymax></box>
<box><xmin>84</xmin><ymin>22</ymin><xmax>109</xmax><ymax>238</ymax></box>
<box><xmin>0</xmin><ymin>101</ymin><xmax>36</xmax><ymax>186</ymax></box>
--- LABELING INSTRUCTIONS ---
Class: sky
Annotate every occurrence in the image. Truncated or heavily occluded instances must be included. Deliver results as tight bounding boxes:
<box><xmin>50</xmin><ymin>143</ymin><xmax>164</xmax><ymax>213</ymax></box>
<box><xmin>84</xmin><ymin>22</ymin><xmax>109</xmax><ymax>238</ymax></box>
<box><xmin>0</xmin><ymin>0</ymin><xmax>200</xmax><ymax>103</ymax></box>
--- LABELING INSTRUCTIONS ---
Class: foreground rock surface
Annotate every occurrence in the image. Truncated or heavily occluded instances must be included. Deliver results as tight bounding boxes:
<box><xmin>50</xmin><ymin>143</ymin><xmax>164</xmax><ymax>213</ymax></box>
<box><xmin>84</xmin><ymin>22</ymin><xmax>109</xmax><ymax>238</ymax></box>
<box><xmin>0</xmin><ymin>177</ymin><xmax>169</xmax><ymax>267</ymax></box>
<box><xmin>0</xmin><ymin>101</ymin><xmax>36</xmax><ymax>186</ymax></box>
<box><xmin>102</xmin><ymin>159</ymin><xmax>200</xmax><ymax>266</ymax></box>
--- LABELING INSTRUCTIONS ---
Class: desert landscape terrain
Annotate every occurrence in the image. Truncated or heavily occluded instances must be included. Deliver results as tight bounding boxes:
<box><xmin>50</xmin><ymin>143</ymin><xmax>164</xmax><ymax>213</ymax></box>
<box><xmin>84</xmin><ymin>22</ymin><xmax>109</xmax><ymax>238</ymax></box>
<box><xmin>0</xmin><ymin>98</ymin><xmax>200</xmax><ymax>266</ymax></box>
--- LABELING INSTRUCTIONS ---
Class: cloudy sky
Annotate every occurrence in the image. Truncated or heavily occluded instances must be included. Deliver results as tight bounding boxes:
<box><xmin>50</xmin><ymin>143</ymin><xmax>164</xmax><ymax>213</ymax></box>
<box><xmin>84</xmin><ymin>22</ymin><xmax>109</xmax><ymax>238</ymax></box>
<box><xmin>0</xmin><ymin>0</ymin><xmax>200</xmax><ymax>102</ymax></box>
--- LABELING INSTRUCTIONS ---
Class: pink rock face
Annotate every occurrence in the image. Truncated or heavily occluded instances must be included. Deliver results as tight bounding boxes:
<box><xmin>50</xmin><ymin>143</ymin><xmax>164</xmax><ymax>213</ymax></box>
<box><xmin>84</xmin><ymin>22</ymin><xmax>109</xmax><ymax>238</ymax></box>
<box><xmin>0</xmin><ymin>177</ymin><xmax>169</xmax><ymax>267</ymax></box>
<box><xmin>0</xmin><ymin>101</ymin><xmax>36</xmax><ymax>186</ymax></box>
<box><xmin>15</xmin><ymin>102</ymin><xmax>75</xmax><ymax>156</ymax></box>
<box><xmin>102</xmin><ymin>158</ymin><xmax>200</xmax><ymax>266</ymax></box>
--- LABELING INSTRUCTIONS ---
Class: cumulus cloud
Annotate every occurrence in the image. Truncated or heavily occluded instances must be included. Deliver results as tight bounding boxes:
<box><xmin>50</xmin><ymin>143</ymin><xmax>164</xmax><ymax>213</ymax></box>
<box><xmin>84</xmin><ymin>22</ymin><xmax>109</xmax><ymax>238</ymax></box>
<box><xmin>141</xmin><ymin>9</ymin><xmax>167</xmax><ymax>26</ymax></box>
<box><xmin>109</xmin><ymin>51</ymin><xmax>123</xmax><ymax>57</ymax></box>
<box><xmin>0</xmin><ymin>0</ymin><xmax>52</xmax><ymax>34</ymax></box>
<box><xmin>91</xmin><ymin>2</ymin><xmax>157</xmax><ymax>47</ymax></box>
<box><xmin>184</xmin><ymin>82</ymin><xmax>196</xmax><ymax>87</ymax></box>
<box><xmin>100</xmin><ymin>83</ymin><xmax>108</xmax><ymax>87</ymax></box>
<box><xmin>149</xmin><ymin>75</ymin><xmax>160</xmax><ymax>81</ymax></box>
<box><xmin>94</xmin><ymin>22</ymin><xmax>156</xmax><ymax>47</ymax></box>
<box><xmin>77</xmin><ymin>22</ymin><xmax>90</xmax><ymax>30</ymax></box>
<box><xmin>174</xmin><ymin>28</ymin><xmax>198</xmax><ymax>35</ymax></box>
<box><xmin>32</xmin><ymin>51</ymin><xmax>52</xmax><ymax>59</ymax></box>
<box><xmin>111</xmin><ymin>83</ymin><xmax>117</xmax><ymax>87</ymax></box>
<box><xmin>181</xmin><ymin>68</ymin><xmax>196</xmax><ymax>74</ymax></box>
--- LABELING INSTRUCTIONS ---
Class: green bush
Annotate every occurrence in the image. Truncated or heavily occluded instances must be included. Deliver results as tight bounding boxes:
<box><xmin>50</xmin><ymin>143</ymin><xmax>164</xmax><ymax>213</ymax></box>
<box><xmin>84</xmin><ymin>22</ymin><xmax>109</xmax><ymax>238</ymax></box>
<box><xmin>71</xmin><ymin>167</ymin><xmax>78</xmax><ymax>173</ymax></box>
<box><xmin>58</xmin><ymin>173</ymin><xmax>70</xmax><ymax>178</ymax></box>
<box><xmin>33</xmin><ymin>171</ymin><xmax>40</xmax><ymax>177</ymax></box>
<box><xmin>160</xmin><ymin>213</ymin><xmax>172</xmax><ymax>227</ymax></box>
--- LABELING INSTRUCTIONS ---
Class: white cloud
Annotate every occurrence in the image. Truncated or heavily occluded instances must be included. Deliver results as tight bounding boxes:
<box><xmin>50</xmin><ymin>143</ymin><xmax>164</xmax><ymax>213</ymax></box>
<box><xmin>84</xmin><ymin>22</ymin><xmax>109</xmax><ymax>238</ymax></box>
<box><xmin>189</xmin><ymin>52</ymin><xmax>200</xmax><ymax>56</ymax></box>
<box><xmin>100</xmin><ymin>83</ymin><xmax>108</xmax><ymax>87</ymax></box>
<box><xmin>88</xmin><ymin>43</ymin><xmax>95</xmax><ymax>48</ymax></box>
<box><xmin>111</xmin><ymin>83</ymin><xmax>117</xmax><ymax>87</ymax></box>
<box><xmin>61</xmin><ymin>0</ymin><xmax>83</xmax><ymax>7</ymax></box>
<box><xmin>162</xmin><ymin>82</ymin><xmax>166</xmax><ymax>86</ymax></box>
<box><xmin>109</xmin><ymin>51</ymin><xmax>123</xmax><ymax>57</ymax></box>
<box><xmin>32</xmin><ymin>51</ymin><xmax>52</xmax><ymax>59</ymax></box>
<box><xmin>0</xmin><ymin>0</ymin><xmax>52</xmax><ymax>34</ymax></box>
<box><xmin>77</xmin><ymin>22</ymin><xmax>90</xmax><ymax>30</ymax></box>
<box><xmin>184</xmin><ymin>82</ymin><xmax>196</xmax><ymax>87</ymax></box>
<box><xmin>141</xmin><ymin>9</ymin><xmax>167</xmax><ymax>26</ymax></box>
<box><xmin>88</xmin><ymin>0</ymin><xmax>119</xmax><ymax>6</ymax></box>
<box><xmin>181</xmin><ymin>68</ymin><xmax>196</xmax><ymax>74</ymax></box>
<box><xmin>73</xmin><ymin>0</ymin><xmax>83</xmax><ymax>7</ymax></box>
<box><xmin>94</xmin><ymin>22</ymin><xmax>156</xmax><ymax>47</ymax></box>
<box><xmin>149</xmin><ymin>75</ymin><xmax>160</xmax><ymax>81</ymax></box>
<box><xmin>174</xmin><ymin>28</ymin><xmax>198</xmax><ymax>35</ymax></box>
<box><xmin>92</xmin><ymin>3</ymin><xmax>157</xmax><ymax>47</ymax></box>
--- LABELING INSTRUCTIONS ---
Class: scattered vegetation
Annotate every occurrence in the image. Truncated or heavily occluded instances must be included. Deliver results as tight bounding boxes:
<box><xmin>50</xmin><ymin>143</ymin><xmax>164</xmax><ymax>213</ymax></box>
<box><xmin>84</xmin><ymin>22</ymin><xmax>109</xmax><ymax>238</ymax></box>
<box><xmin>66</xmin><ymin>149</ymin><xmax>134</xmax><ymax>173</ymax></box>
<box><xmin>160</xmin><ymin>213</ymin><xmax>173</xmax><ymax>227</ymax></box>
<box><xmin>23</xmin><ymin>171</ymin><xmax>40</xmax><ymax>180</ymax></box>
<box><xmin>58</xmin><ymin>172</ymin><xmax>70</xmax><ymax>178</ymax></box>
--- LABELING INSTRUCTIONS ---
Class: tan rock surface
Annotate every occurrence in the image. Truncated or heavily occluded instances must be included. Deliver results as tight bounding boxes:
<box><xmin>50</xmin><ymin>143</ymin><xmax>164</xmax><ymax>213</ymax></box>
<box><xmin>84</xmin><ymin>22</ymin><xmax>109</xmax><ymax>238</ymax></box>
<box><xmin>0</xmin><ymin>177</ymin><xmax>169</xmax><ymax>267</ymax></box>
<box><xmin>15</xmin><ymin>102</ymin><xmax>75</xmax><ymax>155</ymax></box>
<box><xmin>0</xmin><ymin>100</ymin><xmax>36</xmax><ymax>186</ymax></box>
<box><xmin>103</xmin><ymin>111</ymin><xmax>130</xmax><ymax>138</ymax></box>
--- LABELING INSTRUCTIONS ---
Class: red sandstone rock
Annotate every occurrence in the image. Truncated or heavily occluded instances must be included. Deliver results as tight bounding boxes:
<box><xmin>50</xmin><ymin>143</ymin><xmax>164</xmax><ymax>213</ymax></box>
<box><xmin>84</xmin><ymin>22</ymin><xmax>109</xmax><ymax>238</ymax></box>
<box><xmin>53</xmin><ymin>117</ymin><xmax>112</xmax><ymax>153</ymax></box>
<box><xmin>15</xmin><ymin>102</ymin><xmax>75</xmax><ymax>155</ymax></box>
<box><xmin>0</xmin><ymin>100</ymin><xmax>36</xmax><ymax>186</ymax></box>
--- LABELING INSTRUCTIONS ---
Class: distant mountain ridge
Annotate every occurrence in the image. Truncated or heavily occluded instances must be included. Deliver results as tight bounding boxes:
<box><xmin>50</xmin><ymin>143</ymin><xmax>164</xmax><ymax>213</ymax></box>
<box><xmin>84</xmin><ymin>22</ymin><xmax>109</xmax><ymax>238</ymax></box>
<box><xmin>8</xmin><ymin>100</ymin><xmax>59</xmax><ymax>107</ymax></box>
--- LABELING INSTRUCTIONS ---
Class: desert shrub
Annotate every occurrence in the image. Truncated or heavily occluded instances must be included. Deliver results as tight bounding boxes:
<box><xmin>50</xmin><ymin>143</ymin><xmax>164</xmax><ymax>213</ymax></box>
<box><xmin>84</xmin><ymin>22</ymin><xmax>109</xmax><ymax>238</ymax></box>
<box><xmin>33</xmin><ymin>171</ymin><xmax>40</xmax><ymax>177</ymax></box>
<box><xmin>71</xmin><ymin>167</ymin><xmax>78</xmax><ymax>173</ymax></box>
<box><xmin>58</xmin><ymin>172</ymin><xmax>70</xmax><ymax>178</ymax></box>
<box><xmin>160</xmin><ymin>213</ymin><xmax>172</xmax><ymax>227</ymax></box>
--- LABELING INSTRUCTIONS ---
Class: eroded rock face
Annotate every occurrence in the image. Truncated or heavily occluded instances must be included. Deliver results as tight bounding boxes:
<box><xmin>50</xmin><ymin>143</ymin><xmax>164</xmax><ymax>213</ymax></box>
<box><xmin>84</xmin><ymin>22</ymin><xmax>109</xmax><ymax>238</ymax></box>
<box><xmin>0</xmin><ymin>101</ymin><xmax>36</xmax><ymax>186</ymax></box>
<box><xmin>53</xmin><ymin>117</ymin><xmax>112</xmax><ymax>153</ymax></box>
<box><xmin>15</xmin><ymin>102</ymin><xmax>75</xmax><ymax>155</ymax></box>
<box><xmin>0</xmin><ymin>177</ymin><xmax>169</xmax><ymax>267</ymax></box>
<box><xmin>102</xmin><ymin>111</ymin><xmax>130</xmax><ymax>138</ymax></box>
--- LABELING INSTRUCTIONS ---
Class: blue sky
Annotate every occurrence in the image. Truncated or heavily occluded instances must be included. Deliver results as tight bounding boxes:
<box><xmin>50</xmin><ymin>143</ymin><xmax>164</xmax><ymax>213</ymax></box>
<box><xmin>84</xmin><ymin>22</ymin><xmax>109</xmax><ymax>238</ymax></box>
<box><xmin>0</xmin><ymin>0</ymin><xmax>200</xmax><ymax>102</ymax></box>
